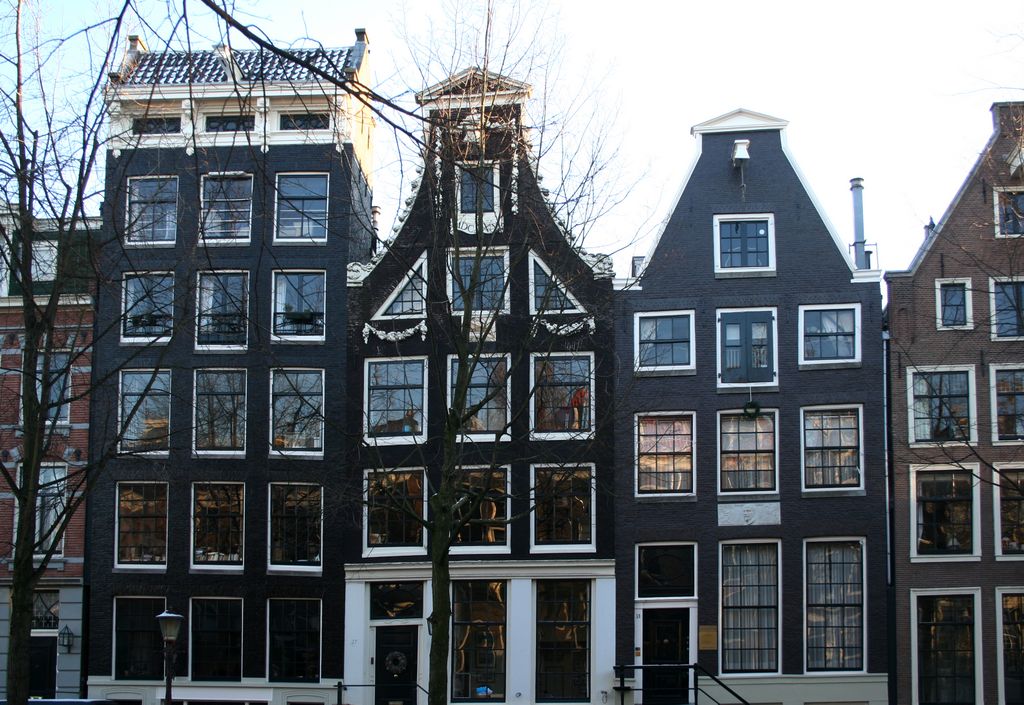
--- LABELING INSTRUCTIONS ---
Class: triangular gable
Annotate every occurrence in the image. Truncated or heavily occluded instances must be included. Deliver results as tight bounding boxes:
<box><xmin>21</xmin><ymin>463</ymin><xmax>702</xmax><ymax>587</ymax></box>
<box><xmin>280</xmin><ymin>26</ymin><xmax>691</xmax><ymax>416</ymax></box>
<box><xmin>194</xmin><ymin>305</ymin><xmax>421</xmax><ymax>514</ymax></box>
<box><xmin>690</xmin><ymin>108</ymin><xmax>788</xmax><ymax>136</ymax></box>
<box><xmin>416</xmin><ymin>67</ymin><xmax>531</xmax><ymax>111</ymax></box>
<box><xmin>528</xmin><ymin>251</ymin><xmax>585</xmax><ymax>315</ymax></box>
<box><xmin>372</xmin><ymin>252</ymin><xmax>428</xmax><ymax>320</ymax></box>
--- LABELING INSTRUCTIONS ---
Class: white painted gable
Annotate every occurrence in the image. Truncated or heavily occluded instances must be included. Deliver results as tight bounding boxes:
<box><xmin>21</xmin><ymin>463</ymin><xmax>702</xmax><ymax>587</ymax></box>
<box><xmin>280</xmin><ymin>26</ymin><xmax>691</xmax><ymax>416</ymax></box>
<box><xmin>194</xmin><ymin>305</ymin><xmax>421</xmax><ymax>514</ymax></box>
<box><xmin>690</xmin><ymin>108</ymin><xmax>788</xmax><ymax>135</ymax></box>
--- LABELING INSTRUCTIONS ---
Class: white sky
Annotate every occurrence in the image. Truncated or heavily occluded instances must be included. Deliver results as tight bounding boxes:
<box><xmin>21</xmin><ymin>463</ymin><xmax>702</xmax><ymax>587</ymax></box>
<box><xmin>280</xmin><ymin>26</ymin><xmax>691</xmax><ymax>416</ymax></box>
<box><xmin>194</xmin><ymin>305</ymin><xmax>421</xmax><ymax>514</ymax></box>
<box><xmin>96</xmin><ymin>0</ymin><xmax>1024</xmax><ymax>276</ymax></box>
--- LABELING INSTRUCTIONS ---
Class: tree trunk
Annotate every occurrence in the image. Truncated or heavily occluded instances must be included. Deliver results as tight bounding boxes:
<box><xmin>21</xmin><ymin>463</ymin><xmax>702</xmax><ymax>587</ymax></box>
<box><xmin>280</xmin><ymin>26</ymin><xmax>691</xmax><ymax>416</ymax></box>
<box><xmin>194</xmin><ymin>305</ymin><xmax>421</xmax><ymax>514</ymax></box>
<box><xmin>427</xmin><ymin>510</ymin><xmax>453</xmax><ymax>705</ymax></box>
<box><xmin>7</xmin><ymin>499</ymin><xmax>41</xmax><ymax>705</ymax></box>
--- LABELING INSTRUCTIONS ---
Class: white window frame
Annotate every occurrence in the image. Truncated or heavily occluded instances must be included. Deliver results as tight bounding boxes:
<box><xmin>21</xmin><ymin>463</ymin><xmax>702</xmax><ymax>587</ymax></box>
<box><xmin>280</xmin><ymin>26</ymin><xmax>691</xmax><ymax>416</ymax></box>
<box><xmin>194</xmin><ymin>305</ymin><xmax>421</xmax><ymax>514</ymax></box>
<box><xmin>909</xmin><ymin>588</ymin><xmax>982</xmax><ymax>705</ymax></box>
<box><xmin>372</xmin><ymin>251</ymin><xmax>428</xmax><ymax>321</ymax></box>
<box><xmin>529</xmin><ymin>463</ymin><xmax>597</xmax><ymax>555</ymax></box>
<box><xmin>363</xmin><ymin>356</ymin><xmax>428</xmax><ymax>446</ymax></box>
<box><xmin>269</xmin><ymin>368</ymin><xmax>325</xmax><ymax>458</ymax></box>
<box><xmin>271</xmin><ymin>269</ymin><xmax>327</xmax><ymax>343</ymax></box>
<box><xmin>267</xmin><ymin>482</ymin><xmax>324</xmax><ymax>574</ymax></box>
<box><xmin>202</xmin><ymin>112</ymin><xmax>255</xmax><ymax>135</ymax></box>
<box><xmin>273</xmin><ymin>172</ymin><xmax>329</xmax><ymax>245</ymax></box>
<box><xmin>275</xmin><ymin>109</ymin><xmax>332</xmax><ymax>133</ymax></box>
<box><xmin>991</xmin><ymin>364</ymin><xmax>1024</xmax><ymax>446</ymax></box>
<box><xmin>529</xmin><ymin>351</ymin><xmax>596</xmax><ymax>441</ymax></box>
<box><xmin>190</xmin><ymin>481</ymin><xmax>245</xmax><ymax>572</ymax></box>
<box><xmin>192</xmin><ymin>368</ymin><xmax>247</xmax><ymax>457</ymax></box>
<box><xmin>188</xmin><ymin>596</ymin><xmax>244</xmax><ymax>681</ymax></box>
<box><xmin>117</xmin><ymin>369</ymin><xmax>171</xmax><ymax>457</ymax></box>
<box><xmin>797</xmin><ymin>302</ymin><xmax>862</xmax><ymax>366</ymax></box>
<box><xmin>713</xmin><ymin>213</ymin><xmax>776</xmax><ymax>275</ymax></box>
<box><xmin>120</xmin><ymin>271</ymin><xmax>174</xmax><ymax>345</ymax></box>
<box><xmin>907</xmin><ymin>365</ymin><xmax>978</xmax><ymax>446</ymax></box>
<box><xmin>996</xmin><ymin>587</ymin><xmax>1024</xmax><ymax>705</ymax></box>
<box><xmin>265</xmin><ymin>598</ymin><xmax>322</xmax><ymax>683</ymax></box>
<box><xmin>909</xmin><ymin>463</ymin><xmax>981</xmax><ymax>562</ymax></box>
<box><xmin>111</xmin><ymin>596</ymin><xmax>166</xmax><ymax>679</ymax></box>
<box><xmin>28</xmin><ymin>463</ymin><xmax>66</xmax><ymax>558</ymax></box>
<box><xmin>449</xmin><ymin>465</ymin><xmax>511</xmax><ymax>556</ymax></box>
<box><xmin>446</xmin><ymin>353</ymin><xmax>512</xmax><ymax>442</ymax></box>
<box><xmin>199</xmin><ymin>172</ymin><xmax>253</xmax><ymax>246</ymax></box>
<box><xmin>634</xmin><ymin>541</ymin><xmax>698</xmax><ymax>601</ymax></box>
<box><xmin>718</xmin><ymin>539</ymin><xmax>782</xmax><ymax>676</ymax></box>
<box><xmin>113</xmin><ymin>480</ymin><xmax>168</xmax><ymax>571</ymax></box>
<box><xmin>799</xmin><ymin>404</ymin><xmax>865</xmax><ymax>492</ymax></box>
<box><xmin>994</xmin><ymin>464</ymin><xmax>1024</xmax><ymax>560</ymax></box>
<box><xmin>125</xmin><ymin>175</ymin><xmax>178</xmax><ymax>247</ymax></box>
<box><xmin>195</xmin><ymin>270</ymin><xmax>249</xmax><ymax>352</ymax></box>
<box><xmin>633</xmin><ymin>310</ymin><xmax>696</xmax><ymax>374</ymax></box>
<box><xmin>456</xmin><ymin>161</ymin><xmax>501</xmax><ymax>234</ymax></box>
<box><xmin>528</xmin><ymin>250</ymin><xmax>585</xmax><ymax>316</ymax></box>
<box><xmin>447</xmin><ymin>246</ymin><xmax>511</xmax><ymax>315</ymax></box>
<box><xmin>802</xmin><ymin>537</ymin><xmax>867</xmax><ymax>674</ymax></box>
<box><xmin>715</xmin><ymin>306</ymin><xmax>779</xmax><ymax>389</ymax></box>
<box><xmin>990</xmin><ymin>276</ymin><xmax>1024</xmax><ymax>341</ymax></box>
<box><xmin>993</xmin><ymin>186</ymin><xmax>1024</xmax><ymax>238</ymax></box>
<box><xmin>30</xmin><ymin>240</ymin><xmax>58</xmax><ymax>282</ymax></box>
<box><xmin>633</xmin><ymin>411</ymin><xmax>696</xmax><ymax>498</ymax></box>
<box><xmin>32</xmin><ymin>350</ymin><xmax>71</xmax><ymax>427</ymax></box>
<box><xmin>934</xmin><ymin>277</ymin><xmax>974</xmax><ymax>330</ymax></box>
<box><xmin>716</xmin><ymin>408</ymin><xmax>780</xmax><ymax>496</ymax></box>
<box><xmin>362</xmin><ymin>467</ymin><xmax>428</xmax><ymax>558</ymax></box>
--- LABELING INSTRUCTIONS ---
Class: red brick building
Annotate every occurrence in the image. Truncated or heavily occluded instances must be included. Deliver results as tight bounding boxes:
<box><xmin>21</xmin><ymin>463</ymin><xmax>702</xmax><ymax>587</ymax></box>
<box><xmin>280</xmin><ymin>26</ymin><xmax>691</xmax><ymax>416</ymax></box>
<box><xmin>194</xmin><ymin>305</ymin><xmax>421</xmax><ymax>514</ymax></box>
<box><xmin>887</xmin><ymin>102</ymin><xmax>1024</xmax><ymax>705</ymax></box>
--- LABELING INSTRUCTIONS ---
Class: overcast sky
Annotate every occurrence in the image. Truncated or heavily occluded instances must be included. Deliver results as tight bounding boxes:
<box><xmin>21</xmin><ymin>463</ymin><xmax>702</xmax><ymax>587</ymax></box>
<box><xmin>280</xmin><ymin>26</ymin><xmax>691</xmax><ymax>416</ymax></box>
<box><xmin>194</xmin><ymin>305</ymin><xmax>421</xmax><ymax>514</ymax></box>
<box><xmin>102</xmin><ymin>0</ymin><xmax>1024</xmax><ymax>276</ymax></box>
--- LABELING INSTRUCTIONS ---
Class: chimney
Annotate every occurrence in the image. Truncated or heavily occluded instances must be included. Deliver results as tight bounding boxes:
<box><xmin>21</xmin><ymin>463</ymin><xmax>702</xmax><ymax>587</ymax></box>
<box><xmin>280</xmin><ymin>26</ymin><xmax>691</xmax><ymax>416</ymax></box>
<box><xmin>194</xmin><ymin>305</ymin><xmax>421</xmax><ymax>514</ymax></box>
<box><xmin>111</xmin><ymin>34</ymin><xmax>147</xmax><ymax>82</ymax></box>
<box><xmin>850</xmin><ymin>177</ymin><xmax>867</xmax><ymax>269</ymax></box>
<box><xmin>214</xmin><ymin>44</ymin><xmax>243</xmax><ymax>83</ymax></box>
<box><xmin>631</xmin><ymin>256</ymin><xmax>645</xmax><ymax>277</ymax></box>
<box><xmin>371</xmin><ymin>205</ymin><xmax>381</xmax><ymax>232</ymax></box>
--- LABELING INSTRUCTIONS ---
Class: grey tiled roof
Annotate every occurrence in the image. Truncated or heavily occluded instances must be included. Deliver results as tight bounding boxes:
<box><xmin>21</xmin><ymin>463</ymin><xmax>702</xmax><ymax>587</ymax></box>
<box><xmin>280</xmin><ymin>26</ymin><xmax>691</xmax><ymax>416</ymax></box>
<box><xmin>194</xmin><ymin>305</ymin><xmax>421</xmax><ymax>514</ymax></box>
<box><xmin>122</xmin><ymin>47</ymin><xmax>353</xmax><ymax>85</ymax></box>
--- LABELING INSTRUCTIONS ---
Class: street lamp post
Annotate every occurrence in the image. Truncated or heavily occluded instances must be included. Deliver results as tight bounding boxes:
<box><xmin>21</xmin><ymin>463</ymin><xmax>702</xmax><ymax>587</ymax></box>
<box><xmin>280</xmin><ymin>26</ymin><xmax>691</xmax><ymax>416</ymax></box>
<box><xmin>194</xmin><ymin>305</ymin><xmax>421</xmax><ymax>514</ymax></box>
<box><xmin>156</xmin><ymin>610</ymin><xmax>184</xmax><ymax>705</ymax></box>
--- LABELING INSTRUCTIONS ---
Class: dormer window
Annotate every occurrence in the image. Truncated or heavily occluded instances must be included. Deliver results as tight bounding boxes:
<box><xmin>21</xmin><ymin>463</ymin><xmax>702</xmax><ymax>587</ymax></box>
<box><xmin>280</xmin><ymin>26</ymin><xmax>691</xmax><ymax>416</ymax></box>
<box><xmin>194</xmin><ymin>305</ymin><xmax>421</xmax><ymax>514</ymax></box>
<box><xmin>457</xmin><ymin>163</ymin><xmax>500</xmax><ymax>233</ymax></box>
<box><xmin>206</xmin><ymin>115</ymin><xmax>254</xmax><ymax>133</ymax></box>
<box><xmin>713</xmin><ymin>214</ymin><xmax>776</xmax><ymax>275</ymax></box>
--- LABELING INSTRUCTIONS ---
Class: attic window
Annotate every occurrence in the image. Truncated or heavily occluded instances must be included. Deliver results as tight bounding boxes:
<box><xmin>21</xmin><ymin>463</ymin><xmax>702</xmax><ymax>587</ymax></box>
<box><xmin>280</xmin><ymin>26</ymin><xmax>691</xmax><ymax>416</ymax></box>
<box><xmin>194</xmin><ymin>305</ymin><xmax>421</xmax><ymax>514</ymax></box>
<box><xmin>206</xmin><ymin>115</ymin><xmax>254</xmax><ymax>133</ymax></box>
<box><xmin>281</xmin><ymin>113</ymin><xmax>329</xmax><ymax>131</ymax></box>
<box><xmin>132</xmin><ymin>117</ymin><xmax>181</xmax><ymax>135</ymax></box>
<box><xmin>460</xmin><ymin>165</ymin><xmax>496</xmax><ymax>214</ymax></box>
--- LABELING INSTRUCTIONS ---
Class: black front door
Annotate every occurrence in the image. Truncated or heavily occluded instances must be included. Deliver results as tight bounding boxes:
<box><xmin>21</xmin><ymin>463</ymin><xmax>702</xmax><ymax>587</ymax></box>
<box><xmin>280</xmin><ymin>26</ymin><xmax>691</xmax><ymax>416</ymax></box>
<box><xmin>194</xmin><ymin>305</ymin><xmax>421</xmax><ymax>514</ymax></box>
<box><xmin>641</xmin><ymin>609</ymin><xmax>689</xmax><ymax>705</ymax></box>
<box><xmin>29</xmin><ymin>635</ymin><xmax>57</xmax><ymax>698</ymax></box>
<box><xmin>375</xmin><ymin>625</ymin><xmax>418</xmax><ymax>705</ymax></box>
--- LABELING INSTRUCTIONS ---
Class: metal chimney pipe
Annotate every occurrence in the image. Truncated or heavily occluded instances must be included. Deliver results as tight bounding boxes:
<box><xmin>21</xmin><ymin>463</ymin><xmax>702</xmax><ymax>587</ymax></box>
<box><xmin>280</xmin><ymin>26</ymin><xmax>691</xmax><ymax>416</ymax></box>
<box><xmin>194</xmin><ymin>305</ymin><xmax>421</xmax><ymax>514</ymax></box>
<box><xmin>850</xmin><ymin>177</ymin><xmax>867</xmax><ymax>269</ymax></box>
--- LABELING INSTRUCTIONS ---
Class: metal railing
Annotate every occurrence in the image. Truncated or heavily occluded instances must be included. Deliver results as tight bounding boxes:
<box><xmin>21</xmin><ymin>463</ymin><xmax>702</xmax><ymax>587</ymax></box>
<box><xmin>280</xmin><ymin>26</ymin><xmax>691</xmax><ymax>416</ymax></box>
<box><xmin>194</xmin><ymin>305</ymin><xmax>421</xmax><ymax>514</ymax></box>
<box><xmin>613</xmin><ymin>663</ymin><xmax>750</xmax><ymax>705</ymax></box>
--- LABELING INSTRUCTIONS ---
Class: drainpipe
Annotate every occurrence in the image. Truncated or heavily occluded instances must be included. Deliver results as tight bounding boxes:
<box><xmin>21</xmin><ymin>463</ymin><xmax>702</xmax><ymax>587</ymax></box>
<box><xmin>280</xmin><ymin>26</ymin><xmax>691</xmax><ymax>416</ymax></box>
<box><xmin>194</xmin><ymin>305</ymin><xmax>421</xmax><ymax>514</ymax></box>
<box><xmin>851</xmin><ymin>178</ymin><xmax>867</xmax><ymax>269</ymax></box>
<box><xmin>882</xmin><ymin>326</ymin><xmax>897</xmax><ymax>705</ymax></box>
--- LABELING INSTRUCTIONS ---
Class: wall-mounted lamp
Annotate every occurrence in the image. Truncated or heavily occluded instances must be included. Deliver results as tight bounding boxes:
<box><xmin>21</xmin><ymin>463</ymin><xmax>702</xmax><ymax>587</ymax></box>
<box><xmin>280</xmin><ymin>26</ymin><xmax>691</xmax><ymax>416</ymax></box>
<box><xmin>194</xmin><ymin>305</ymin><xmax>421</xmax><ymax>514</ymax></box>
<box><xmin>58</xmin><ymin>624</ymin><xmax>74</xmax><ymax>653</ymax></box>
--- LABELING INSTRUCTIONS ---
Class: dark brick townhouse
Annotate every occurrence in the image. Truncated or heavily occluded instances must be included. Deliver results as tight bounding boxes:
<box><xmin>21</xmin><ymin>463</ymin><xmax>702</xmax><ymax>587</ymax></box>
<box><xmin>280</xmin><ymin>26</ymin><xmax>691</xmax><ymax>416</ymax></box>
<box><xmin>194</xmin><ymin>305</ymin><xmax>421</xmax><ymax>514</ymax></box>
<box><xmin>86</xmin><ymin>33</ymin><xmax>374</xmax><ymax>705</ymax></box>
<box><xmin>886</xmin><ymin>102</ymin><xmax>1024</xmax><ymax>705</ymax></box>
<box><xmin>344</xmin><ymin>69</ymin><xmax>616</xmax><ymax>705</ymax></box>
<box><xmin>0</xmin><ymin>217</ymin><xmax>95</xmax><ymax>697</ymax></box>
<box><xmin>613</xmin><ymin>110</ymin><xmax>889</xmax><ymax>704</ymax></box>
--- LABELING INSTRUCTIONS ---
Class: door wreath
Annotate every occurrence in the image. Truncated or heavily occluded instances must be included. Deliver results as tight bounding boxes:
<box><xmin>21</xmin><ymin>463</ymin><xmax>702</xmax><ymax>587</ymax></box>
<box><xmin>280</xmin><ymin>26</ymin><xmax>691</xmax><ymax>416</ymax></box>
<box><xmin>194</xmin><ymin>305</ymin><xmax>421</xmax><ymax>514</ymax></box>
<box><xmin>384</xmin><ymin>650</ymin><xmax>408</xmax><ymax>675</ymax></box>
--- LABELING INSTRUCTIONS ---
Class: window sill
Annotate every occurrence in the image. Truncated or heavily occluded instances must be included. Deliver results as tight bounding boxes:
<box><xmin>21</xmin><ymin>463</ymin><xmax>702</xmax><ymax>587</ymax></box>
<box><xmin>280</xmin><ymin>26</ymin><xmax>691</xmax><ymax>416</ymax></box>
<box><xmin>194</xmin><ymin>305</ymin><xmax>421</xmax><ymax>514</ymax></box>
<box><xmin>199</xmin><ymin>238</ymin><xmax>251</xmax><ymax>247</ymax></box>
<box><xmin>457</xmin><ymin>432</ymin><xmax>511</xmax><ymax>443</ymax></box>
<box><xmin>530</xmin><ymin>430</ymin><xmax>595</xmax><ymax>441</ymax></box>
<box><xmin>120</xmin><ymin>337</ymin><xmax>171</xmax><ymax>346</ymax></box>
<box><xmin>190</xmin><ymin>565</ymin><xmax>244</xmax><ymax>573</ymax></box>
<box><xmin>635</xmin><ymin>493</ymin><xmax>697</xmax><ymax>502</ymax></box>
<box><xmin>801</xmin><ymin>488</ymin><xmax>865</xmax><ymax>498</ymax></box>
<box><xmin>908</xmin><ymin>440</ymin><xmax>975</xmax><ymax>448</ymax></box>
<box><xmin>118</xmin><ymin>450</ymin><xmax>170</xmax><ymax>457</ymax></box>
<box><xmin>270</xmin><ymin>449</ymin><xmax>324</xmax><ymax>459</ymax></box>
<box><xmin>910</xmin><ymin>555</ymin><xmax>981</xmax><ymax>563</ymax></box>
<box><xmin>450</xmin><ymin>544</ymin><xmax>511</xmax><ymax>556</ymax></box>
<box><xmin>717</xmin><ymin>382</ymin><xmax>778</xmax><ymax>393</ymax></box>
<box><xmin>113</xmin><ymin>564</ymin><xmax>167</xmax><ymax>572</ymax></box>
<box><xmin>635</xmin><ymin>367</ymin><xmax>696</xmax><ymax>377</ymax></box>
<box><xmin>195</xmin><ymin>345</ymin><xmax>248</xmax><ymax>354</ymax></box>
<box><xmin>992</xmin><ymin>439</ymin><xmax>1024</xmax><ymax>446</ymax></box>
<box><xmin>718</xmin><ymin>492</ymin><xmax>779</xmax><ymax>501</ymax></box>
<box><xmin>798</xmin><ymin>361</ymin><xmax>860</xmax><ymax>371</ymax></box>
<box><xmin>123</xmin><ymin>241</ymin><xmax>176</xmax><ymax>248</ymax></box>
<box><xmin>194</xmin><ymin>450</ymin><xmax>246</xmax><ymax>458</ymax></box>
<box><xmin>996</xmin><ymin>554</ymin><xmax>1024</xmax><ymax>561</ymax></box>
<box><xmin>267</xmin><ymin>565</ymin><xmax>323</xmax><ymax>576</ymax></box>
<box><xmin>714</xmin><ymin>269</ymin><xmax>776</xmax><ymax>279</ymax></box>
<box><xmin>273</xmin><ymin>238</ymin><xmax>328</xmax><ymax>246</ymax></box>
<box><xmin>363</xmin><ymin>435</ymin><xmax>427</xmax><ymax>447</ymax></box>
<box><xmin>530</xmin><ymin>544</ymin><xmax>596</xmax><ymax>555</ymax></box>
<box><xmin>993</xmin><ymin>334</ymin><xmax>1024</xmax><ymax>342</ymax></box>
<box><xmin>936</xmin><ymin>324</ymin><xmax>973</xmax><ymax>331</ymax></box>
